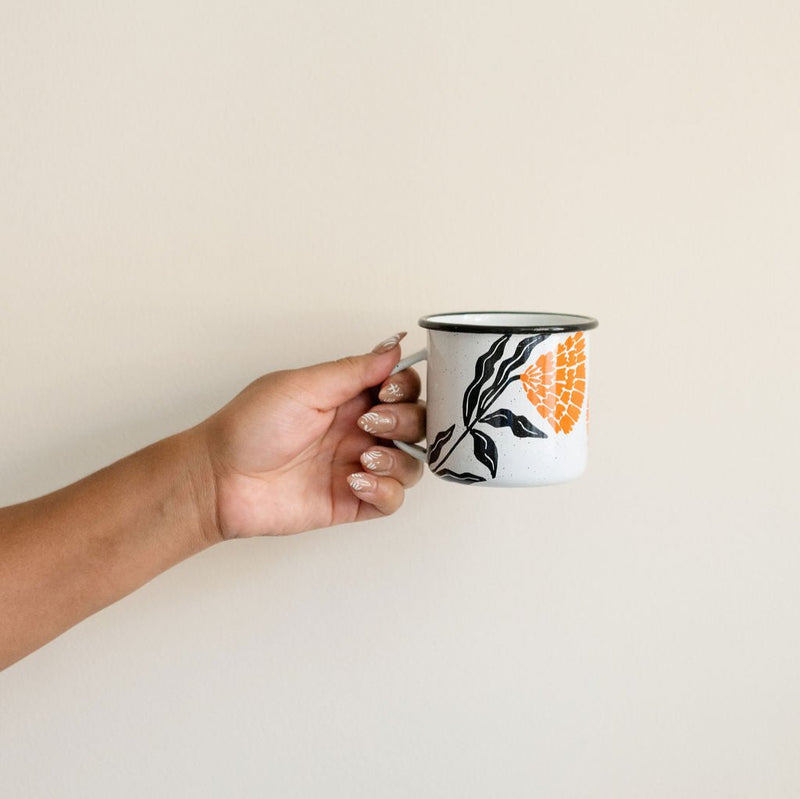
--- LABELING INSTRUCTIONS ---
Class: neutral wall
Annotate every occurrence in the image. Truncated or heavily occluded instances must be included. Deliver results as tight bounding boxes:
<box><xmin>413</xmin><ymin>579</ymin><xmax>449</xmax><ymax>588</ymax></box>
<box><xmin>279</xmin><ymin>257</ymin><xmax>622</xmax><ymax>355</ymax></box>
<box><xmin>2</xmin><ymin>2</ymin><xmax>799</xmax><ymax>796</ymax></box>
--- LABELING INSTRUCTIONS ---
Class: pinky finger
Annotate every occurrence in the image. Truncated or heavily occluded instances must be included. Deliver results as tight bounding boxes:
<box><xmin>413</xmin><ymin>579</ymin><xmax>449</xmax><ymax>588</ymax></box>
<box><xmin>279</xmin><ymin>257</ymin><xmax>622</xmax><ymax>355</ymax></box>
<box><xmin>347</xmin><ymin>472</ymin><xmax>405</xmax><ymax>519</ymax></box>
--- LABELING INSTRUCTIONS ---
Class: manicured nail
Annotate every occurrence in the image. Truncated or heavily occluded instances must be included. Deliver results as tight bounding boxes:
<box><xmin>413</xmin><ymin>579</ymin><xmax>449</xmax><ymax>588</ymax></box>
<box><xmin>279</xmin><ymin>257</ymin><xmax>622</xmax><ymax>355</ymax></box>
<box><xmin>378</xmin><ymin>382</ymin><xmax>405</xmax><ymax>402</ymax></box>
<box><xmin>348</xmin><ymin>472</ymin><xmax>376</xmax><ymax>492</ymax></box>
<box><xmin>372</xmin><ymin>331</ymin><xmax>407</xmax><ymax>354</ymax></box>
<box><xmin>358</xmin><ymin>411</ymin><xmax>395</xmax><ymax>434</ymax></box>
<box><xmin>361</xmin><ymin>449</ymin><xmax>391</xmax><ymax>472</ymax></box>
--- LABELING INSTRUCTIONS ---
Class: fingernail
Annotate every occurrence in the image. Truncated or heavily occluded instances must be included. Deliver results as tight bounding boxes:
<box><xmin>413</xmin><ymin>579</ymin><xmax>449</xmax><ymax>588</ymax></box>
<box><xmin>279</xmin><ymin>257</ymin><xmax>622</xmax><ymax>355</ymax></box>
<box><xmin>348</xmin><ymin>472</ymin><xmax>376</xmax><ymax>492</ymax></box>
<box><xmin>372</xmin><ymin>331</ymin><xmax>407</xmax><ymax>354</ymax></box>
<box><xmin>361</xmin><ymin>449</ymin><xmax>391</xmax><ymax>472</ymax></box>
<box><xmin>357</xmin><ymin>411</ymin><xmax>395</xmax><ymax>434</ymax></box>
<box><xmin>378</xmin><ymin>382</ymin><xmax>405</xmax><ymax>403</ymax></box>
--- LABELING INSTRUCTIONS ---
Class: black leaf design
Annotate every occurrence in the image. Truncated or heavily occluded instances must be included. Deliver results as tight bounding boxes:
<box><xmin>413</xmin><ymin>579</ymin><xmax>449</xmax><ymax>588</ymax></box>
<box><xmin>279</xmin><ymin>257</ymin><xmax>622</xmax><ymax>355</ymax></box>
<box><xmin>428</xmin><ymin>424</ymin><xmax>456</xmax><ymax>465</ymax></box>
<box><xmin>436</xmin><ymin>468</ymin><xmax>486</xmax><ymax>484</ymax></box>
<box><xmin>478</xmin><ymin>333</ymin><xmax>547</xmax><ymax>412</ymax></box>
<box><xmin>461</xmin><ymin>335</ymin><xmax>510</xmax><ymax>425</ymax></box>
<box><xmin>480</xmin><ymin>409</ymin><xmax>548</xmax><ymax>438</ymax></box>
<box><xmin>471</xmin><ymin>428</ymin><xmax>498</xmax><ymax>478</ymax></box>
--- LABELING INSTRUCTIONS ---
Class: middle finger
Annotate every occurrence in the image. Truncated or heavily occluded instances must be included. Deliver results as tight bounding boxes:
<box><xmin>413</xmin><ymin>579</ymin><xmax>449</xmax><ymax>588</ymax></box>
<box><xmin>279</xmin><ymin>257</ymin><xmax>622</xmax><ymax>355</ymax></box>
<box><xmin>357</xmin><ymin>402</ymin><xmax>426</xmax><ymax>442</ymax></box>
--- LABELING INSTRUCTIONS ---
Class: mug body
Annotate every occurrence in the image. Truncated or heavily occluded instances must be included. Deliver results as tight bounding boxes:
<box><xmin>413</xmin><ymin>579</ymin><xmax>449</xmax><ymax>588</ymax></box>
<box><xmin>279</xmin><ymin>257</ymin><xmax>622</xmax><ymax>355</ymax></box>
<box><xmin>421</xmin><ymin>312</ymin><xmax>597</xmax><ymax>487</ymax></box>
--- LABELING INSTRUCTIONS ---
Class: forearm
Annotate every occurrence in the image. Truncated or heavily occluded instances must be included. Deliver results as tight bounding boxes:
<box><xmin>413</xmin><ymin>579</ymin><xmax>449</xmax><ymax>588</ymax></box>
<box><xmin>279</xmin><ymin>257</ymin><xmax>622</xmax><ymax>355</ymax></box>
<box><xmin>0</xmin><ymin>428</ymin><xmax>219</xmax><ymax>669</ymax></box>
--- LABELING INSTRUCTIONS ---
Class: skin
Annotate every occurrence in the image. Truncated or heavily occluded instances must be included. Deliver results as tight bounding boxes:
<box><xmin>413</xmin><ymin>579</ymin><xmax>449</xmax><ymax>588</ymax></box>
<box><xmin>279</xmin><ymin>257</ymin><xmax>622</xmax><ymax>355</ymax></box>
<box><xmin>0</xmin><ymin>337</ymin><xmax>425</xmax><ymax>670</ymax></box>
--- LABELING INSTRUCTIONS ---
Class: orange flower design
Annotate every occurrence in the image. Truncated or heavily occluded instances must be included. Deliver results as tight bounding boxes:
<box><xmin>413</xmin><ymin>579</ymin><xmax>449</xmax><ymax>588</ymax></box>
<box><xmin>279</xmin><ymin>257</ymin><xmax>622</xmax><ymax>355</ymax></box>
<box><xmin>520</xmin><ymin>332</ymin><xmax>586</xmax><ymax>434</ymax></box>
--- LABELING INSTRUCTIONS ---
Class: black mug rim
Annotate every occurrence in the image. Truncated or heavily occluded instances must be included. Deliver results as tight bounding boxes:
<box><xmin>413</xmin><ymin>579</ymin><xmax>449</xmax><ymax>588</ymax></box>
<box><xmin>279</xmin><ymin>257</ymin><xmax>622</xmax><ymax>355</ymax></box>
<box><xmin>418</xmin><ymin>311</ymin><xmax>599</xmax><ymax>334</ymax></box>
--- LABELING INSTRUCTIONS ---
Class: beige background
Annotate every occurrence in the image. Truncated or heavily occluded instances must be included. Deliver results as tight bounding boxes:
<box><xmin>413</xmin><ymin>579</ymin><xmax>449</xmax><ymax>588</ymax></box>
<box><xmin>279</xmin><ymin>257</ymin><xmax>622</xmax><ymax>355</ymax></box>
<box><xmin>2</xmin><ymin>1</ymin><xmax>799</xmax><ymax>796</ymax></box>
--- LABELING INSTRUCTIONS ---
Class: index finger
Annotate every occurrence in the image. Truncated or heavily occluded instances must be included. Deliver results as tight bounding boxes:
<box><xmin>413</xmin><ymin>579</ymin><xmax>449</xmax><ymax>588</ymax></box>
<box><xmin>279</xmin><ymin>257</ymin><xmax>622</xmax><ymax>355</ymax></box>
<box><xmin>376</xmin><ymin>367</ymin><xmax>421</xmax><ymax>404</ymax></box>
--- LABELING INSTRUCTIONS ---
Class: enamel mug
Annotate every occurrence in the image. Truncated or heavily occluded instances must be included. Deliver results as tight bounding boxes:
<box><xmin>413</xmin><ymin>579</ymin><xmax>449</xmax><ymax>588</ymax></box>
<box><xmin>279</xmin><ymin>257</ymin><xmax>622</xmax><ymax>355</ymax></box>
<box><xmin>391</xmin><ymin>312</ymin><xmax>598</xmax><ymax>486</ymax></box>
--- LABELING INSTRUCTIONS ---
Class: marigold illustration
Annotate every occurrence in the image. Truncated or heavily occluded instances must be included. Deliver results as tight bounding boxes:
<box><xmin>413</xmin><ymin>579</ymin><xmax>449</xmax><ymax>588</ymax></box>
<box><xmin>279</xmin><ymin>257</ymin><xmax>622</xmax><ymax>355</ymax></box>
<box><xmin>520</xmin><ymin>332</ymin><xmax>586</xmax><ymax>434</ymax></box>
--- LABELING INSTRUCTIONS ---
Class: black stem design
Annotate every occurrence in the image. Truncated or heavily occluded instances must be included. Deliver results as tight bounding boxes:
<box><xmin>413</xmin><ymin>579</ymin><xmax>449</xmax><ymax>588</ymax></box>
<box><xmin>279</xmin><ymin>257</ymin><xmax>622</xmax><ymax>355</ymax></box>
<box><xmin>430</xmin><ymin>430</ymin><xmax>469</xmax><ymax>473</ymax></box>
<box><xmin>432</xmin><ymin>376</ymin><xmax>520</xmax><ymax>473</ymax></box>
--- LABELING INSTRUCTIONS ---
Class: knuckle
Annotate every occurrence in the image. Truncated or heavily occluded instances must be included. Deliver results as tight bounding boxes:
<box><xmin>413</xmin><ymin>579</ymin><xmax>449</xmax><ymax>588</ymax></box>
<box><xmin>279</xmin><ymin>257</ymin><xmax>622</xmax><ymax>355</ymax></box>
<box><xmin>378</xmin><ymin>478</ymin><xmax>404</xmax><ymax>513</ymax></box>
<box><xmin>408</xmin><ymin>463</ymin><xmax>424</xmax><ymax>487</ymax></box>
<box><xmin>335</xmin><ymin>355</ymin><xmax>363</xmax><ymax>374</ymax></box>
<box><xmin>390</xmin><ymin>486</ymin><xmax>405</xmax><ymax>511</ymax></box>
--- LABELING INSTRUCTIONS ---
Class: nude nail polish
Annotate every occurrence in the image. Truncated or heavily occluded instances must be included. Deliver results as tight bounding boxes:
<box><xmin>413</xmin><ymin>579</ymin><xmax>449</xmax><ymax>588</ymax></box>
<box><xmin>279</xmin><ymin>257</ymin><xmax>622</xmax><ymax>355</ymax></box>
<box><xmin>378</xmin><ymin>382</ymin><xmax>404</xmax><ymax>402</ymax></box>
<box><xmin>372</xmin><ymin>332</ymin><xmax>407</xmax><ymax>354</ymax></box>
<box><xmin>348</xmin><ymin>472</ymin><xmax>376</xmax><ymax>492</ymax></box>
<box><xmin>357</xmin><ymin>412</ymin><xmax>395</xmax><ymax>434</ymax></box>
<box><xmin>361</xmin><ymin>450</ymin><xmax>390</xmax><ymax>471</ymax></box>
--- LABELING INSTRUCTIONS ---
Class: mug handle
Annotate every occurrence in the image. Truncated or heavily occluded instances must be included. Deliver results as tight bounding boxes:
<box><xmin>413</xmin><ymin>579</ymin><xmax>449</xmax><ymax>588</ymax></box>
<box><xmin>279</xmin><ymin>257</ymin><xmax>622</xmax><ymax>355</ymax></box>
<box><xmin>388</xmin><ymin>348</ymin><xmax>428</xmax><ymax>462</ymax></box>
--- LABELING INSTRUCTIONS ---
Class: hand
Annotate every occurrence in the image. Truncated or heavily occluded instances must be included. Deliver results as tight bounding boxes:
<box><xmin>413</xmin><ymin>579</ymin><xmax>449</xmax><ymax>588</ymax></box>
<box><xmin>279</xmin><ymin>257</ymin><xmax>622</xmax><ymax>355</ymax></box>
<box><xmin>0</xmin><ymin>333</ymin><xmax>426</xmax><ymax>666</ymax></box>
<box><xmin>198</xmin><ymin>333</ymin><xmax>425</xmax><ymax>539</ymax></box>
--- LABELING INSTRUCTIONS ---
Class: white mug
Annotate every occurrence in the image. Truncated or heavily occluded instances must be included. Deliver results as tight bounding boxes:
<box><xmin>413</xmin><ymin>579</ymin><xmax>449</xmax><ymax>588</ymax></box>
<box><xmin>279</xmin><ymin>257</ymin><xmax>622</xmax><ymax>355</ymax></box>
<box><xmin>391</xmin><ymin>312</ymin><xmax>598</xmax><ymax>486</ymax></box>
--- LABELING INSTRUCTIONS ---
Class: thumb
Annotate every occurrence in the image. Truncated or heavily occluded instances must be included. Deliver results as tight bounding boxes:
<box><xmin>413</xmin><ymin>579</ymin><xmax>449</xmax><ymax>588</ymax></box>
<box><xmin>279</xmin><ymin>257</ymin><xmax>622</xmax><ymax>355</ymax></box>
<box><xmin>297</xmin><ymin>332</ymin><xmax>407</xmax><ymax>410</ymax></box>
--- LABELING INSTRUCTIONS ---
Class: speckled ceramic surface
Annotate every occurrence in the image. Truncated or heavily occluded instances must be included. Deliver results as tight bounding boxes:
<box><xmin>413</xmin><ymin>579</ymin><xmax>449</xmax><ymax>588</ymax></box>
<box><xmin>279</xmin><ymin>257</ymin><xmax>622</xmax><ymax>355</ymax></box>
<box><xmin>392</xmin><ymin>312</ymin><xmax>598</xmax><ymax>487</ymax></box>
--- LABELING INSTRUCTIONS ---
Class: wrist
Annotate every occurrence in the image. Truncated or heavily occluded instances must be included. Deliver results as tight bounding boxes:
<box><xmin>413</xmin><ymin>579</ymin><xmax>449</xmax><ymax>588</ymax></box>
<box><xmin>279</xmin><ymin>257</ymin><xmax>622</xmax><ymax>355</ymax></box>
<box><xmin>178</xmin><ymin>424</ymin><xmax>224</xmax><ymax>548</ymax></box>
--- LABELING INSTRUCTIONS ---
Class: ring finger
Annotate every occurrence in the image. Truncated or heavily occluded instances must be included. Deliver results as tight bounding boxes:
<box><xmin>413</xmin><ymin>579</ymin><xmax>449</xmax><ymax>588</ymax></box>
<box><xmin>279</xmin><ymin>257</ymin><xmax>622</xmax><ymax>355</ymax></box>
<box><xmin>359</xmin><ymin>445</ymin><xmax>424</xmax><ymax>487</ymax></box>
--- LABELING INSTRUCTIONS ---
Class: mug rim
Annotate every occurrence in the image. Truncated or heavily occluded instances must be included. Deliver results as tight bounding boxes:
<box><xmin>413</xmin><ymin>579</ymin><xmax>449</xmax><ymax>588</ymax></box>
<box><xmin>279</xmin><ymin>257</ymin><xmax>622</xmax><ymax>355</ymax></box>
<box><xmin>419</xmin><ymin>311</ymin><xmax>599</xmax><ymax>334</ymax></box>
